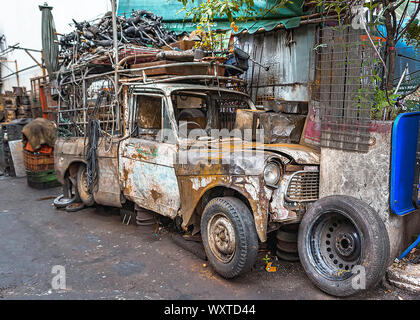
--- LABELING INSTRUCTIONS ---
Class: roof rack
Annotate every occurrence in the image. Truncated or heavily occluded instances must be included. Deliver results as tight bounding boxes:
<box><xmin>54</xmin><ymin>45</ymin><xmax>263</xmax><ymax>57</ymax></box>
<box><xmin>58</xmin><ymin>61</ymin><xmax>246</xmax><ymax>87</ymax></box>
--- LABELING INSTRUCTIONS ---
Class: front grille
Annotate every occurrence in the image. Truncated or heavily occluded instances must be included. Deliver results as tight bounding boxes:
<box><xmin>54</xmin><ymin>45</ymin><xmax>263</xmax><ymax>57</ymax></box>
<box><xmin>286</xmin><ymin>171</ymin><xmax>320</xmax><ymax>202</ymax></box>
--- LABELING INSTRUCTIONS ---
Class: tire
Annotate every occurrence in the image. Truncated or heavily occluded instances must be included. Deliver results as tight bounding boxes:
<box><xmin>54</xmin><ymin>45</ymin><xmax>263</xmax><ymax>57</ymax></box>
<box><xmin>201</xmin><ymin>197</ymin><xmax>259</xmax><ymax>279</ymax></box>
<box><xmin>54</xmin><ymin>194</ymin><xmax>77</xmax><ymax>209</ymax></box>
<box><xmin>276</xmin><ymin>250</ymin><xmax>300</xmax><ymax>262</ymax></box>
<box><xmin>77</xmin><ymin>165</ymin><xmax>95</xmax><ymax>207</ymax></box>
<box><xmin>65</xmin><ymin>202</ymin><xmax>85</xmax><ymax>212</ymax></box>
<box><xmin>298</xmin><ymin>195</ymin><xmax>390</xmax><ymax>297</ymax></box>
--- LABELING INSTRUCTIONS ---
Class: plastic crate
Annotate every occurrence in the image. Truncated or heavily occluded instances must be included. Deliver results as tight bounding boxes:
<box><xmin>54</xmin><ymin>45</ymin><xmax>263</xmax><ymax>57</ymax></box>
<box><xmin>26</xmin><ymin>169</ymin><xmax>61</xmax><ymax>189</ymax></box>
<box><xmin>23</xmin><ymin>150</ymin><xmax>55</xmax><ymax>172</ymax></box>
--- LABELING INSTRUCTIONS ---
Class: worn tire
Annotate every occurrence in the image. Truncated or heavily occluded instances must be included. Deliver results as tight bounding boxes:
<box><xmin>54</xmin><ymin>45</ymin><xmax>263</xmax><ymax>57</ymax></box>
<box><xmin>201</xmin><ymin>197</ymin><xmax>259</xmax><ymax>279</ymax></box>
<box><xmin>54</xmin><ymin>194</ymin><xmax>77</xmax><ymax>209</ymax></box>
<box><xmin>65</xmin><ymin>202</ymin><xmax>85</xmax><ymax>212</ymax></box>
<box><xmin>77</xmin><ymin>165</ymin><xmax>95</xmax><ymax>207</ymax></box>
<box><xmin>298</xmin><ymin>195</ymin><xmax>390</xmax><ymax>297</ymax></box>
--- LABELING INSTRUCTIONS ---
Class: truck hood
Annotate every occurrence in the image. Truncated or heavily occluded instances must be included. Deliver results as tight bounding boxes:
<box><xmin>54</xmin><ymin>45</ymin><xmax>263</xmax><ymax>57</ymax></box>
<box><xmin>260</xmin><ymin>143</ymin><xmax>320</xmax><ymax>165</ymax></box>
<box><xmin>183</xmin><ymin>138</ymin><xmax>320</xmax><ymax>165</ymax></box>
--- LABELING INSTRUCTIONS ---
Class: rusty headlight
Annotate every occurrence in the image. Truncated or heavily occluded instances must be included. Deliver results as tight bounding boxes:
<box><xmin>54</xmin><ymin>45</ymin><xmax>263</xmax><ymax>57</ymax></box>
<box><xmin>264</xmin><ymin>161</ymin><xmax>281</xmax><ymax>187</ymax></box>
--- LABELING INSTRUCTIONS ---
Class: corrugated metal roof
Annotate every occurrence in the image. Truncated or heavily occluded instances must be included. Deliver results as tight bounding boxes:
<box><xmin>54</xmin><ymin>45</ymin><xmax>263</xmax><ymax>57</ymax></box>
<box><xmin>118</xmin><ymin>0</ymin><xmax>305</xmax><ymax>34</ymax></box>
<box><xmin>236</xmin><ymin>24</ymin><xmax>316</xmax><ymax>102</ymax></box>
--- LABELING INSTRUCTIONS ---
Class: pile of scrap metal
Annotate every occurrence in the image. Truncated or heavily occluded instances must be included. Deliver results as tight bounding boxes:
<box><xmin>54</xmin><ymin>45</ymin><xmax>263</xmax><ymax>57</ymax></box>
<box><xmin>56</xmin><ymin>9</ymin><xmax>253</xmax><ymax>80</ymax></box>
<box><xmin>58</xmin><ymin>10</ymin><xmax>177</xmax><ymax>69</ymax></box>
<box><xmin>0</xmin><ymin>87</ymin><xmax>38</xmax><ymax>123</ymax></box>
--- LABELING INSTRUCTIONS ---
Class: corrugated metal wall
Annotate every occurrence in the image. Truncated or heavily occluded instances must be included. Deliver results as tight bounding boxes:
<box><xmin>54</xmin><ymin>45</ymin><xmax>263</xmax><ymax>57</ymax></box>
<box><xmin>236</xmin><ymin>24</ymin><xmax>316</xmax><ymax>103</ymax></box>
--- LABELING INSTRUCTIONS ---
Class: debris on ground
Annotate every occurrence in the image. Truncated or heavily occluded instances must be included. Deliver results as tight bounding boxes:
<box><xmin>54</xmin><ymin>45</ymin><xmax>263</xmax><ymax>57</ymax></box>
<box><xmin>387</xmin><ymin>256</ymin><xmax>420</xmax><ymax>294</ymax></box>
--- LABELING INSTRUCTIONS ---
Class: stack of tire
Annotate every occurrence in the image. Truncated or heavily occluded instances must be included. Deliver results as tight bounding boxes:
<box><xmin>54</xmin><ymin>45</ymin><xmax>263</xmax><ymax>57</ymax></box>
<box><xmin>276</xmin><ymin>224</ymin><xmax>300</xmax><ymax>262</ymax></box>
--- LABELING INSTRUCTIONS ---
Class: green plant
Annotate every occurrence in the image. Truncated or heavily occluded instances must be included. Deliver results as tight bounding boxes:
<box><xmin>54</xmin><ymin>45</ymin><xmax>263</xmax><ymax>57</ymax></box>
<box><xmin>311</xmin><ymin>0</ymin><xmax>349</xmax><ymax>24</ymax></box>
<box><xmin>403</xmin><ymin>18</ymin><xmax>420</xmax><ymax>50</ymax></box>
<box><xmin>370</xmin><ymin>88</ymin><xmax>399</xmax><ymax>120</ymax></box>
<box><xmin>177</xmin><ymin>0</ymin><xmax>289</xmax><ymax>50</ymax></box>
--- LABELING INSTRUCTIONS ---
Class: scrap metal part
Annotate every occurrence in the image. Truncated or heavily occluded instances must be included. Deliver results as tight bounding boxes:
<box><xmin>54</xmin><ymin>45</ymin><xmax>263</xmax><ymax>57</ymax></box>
<box><xmin>59</xmin><ymin>10</ymin><xmax>177</xmax><ymax>68</ymax></box>
<box><xmin>387</xmin><ymin>263</ymin><xmax>420</xmax><ymax>293</ymax></box>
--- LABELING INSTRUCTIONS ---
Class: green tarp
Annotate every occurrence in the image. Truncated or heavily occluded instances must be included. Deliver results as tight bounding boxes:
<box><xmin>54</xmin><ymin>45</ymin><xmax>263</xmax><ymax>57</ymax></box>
<box><xmin>118</xmin><ymin>0</ymin><xmax>305</xmax><ymax>34</ymax></box>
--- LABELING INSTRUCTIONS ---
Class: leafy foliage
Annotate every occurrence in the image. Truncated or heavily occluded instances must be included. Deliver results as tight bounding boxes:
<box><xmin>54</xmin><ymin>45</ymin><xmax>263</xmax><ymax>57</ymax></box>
<box><xmin>403</xmin><ymin>18</ymin><xmax>420</xmax><ymax>49</ymax></box>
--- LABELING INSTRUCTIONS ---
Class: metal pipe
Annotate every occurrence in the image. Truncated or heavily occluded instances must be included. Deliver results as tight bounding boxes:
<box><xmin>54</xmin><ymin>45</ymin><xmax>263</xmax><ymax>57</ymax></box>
<box><xmin>398</xmin><ymin>235</ymin><xmax>420</xmax><ymax>260</ymax></box>
<box><xmin>8</xmin><ymin>45</ymin><xmax>42</xmax><ymax>53</ymax></box>
<box><xmin>0</xmin><ymin>64</ymin><xmax>38</xmax><ymax>81</ymax></box>
<box><xmin>58</xmin><ymin>62</ymin><xmax>245</xmax><ymax>85</ymax></box>
<box><xmin>111</xmin><ymin>0</ymin><xmax>119</xmax><ymax>99</ymax></box>
<box><xmin>394</xmin><ymin>64</ymin><xmax>409</xmax><ymax>95</ymax></box>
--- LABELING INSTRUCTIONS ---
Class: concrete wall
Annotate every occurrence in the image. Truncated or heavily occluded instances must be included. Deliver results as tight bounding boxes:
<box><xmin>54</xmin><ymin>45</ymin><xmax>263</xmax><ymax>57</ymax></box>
<box><xmin>0</xmin><ymin>0</ymin><xmax>111</xmax><ymax>93</ymax></box>
<box><xmin>320</xmin><ymin>121</ymin><xmax>420</xmax><ymax>260</ymax></box>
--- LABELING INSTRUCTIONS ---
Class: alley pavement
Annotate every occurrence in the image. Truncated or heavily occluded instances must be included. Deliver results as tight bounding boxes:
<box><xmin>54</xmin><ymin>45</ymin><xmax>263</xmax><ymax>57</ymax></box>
<box><xmin>0</xmin><ymin>175</ymin><xmax>417</xmax><ymax>300</ymax></box>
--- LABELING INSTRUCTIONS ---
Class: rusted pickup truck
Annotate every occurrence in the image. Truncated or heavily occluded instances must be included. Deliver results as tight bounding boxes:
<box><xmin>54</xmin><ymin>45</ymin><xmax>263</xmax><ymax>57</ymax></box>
<box><xmin>54</xmin><ymin>71</ymin><xmax>389</xmax><ymax>297</ymax></box>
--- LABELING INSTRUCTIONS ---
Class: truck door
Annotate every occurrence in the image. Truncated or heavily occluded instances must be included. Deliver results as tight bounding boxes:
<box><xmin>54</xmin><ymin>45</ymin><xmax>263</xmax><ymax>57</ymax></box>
<box><xmin>119</xmin><ymin>93</ymin><xmax>181</xmax><ymax>218</ymax></box>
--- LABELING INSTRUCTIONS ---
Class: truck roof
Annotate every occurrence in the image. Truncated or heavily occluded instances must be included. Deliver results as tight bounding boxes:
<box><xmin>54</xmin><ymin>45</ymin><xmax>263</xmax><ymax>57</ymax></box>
<box><xmin>127</xmin><ymin>82</ymin><xmax>251</xmax><ymax>98</ymax></box>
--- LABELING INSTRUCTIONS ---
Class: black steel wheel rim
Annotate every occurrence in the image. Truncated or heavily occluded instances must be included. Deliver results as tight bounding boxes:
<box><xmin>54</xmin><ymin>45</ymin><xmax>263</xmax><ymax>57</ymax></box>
<box><xmin>306</xmin><ymin>210</ymin><xmax>362</xmax><ymax>281</ymax></box>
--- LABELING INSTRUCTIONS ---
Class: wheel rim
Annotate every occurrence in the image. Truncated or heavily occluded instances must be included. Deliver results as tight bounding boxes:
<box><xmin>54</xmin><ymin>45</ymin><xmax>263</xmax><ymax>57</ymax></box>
<box><xmin>79</xmin><ymin>167</ymin><xmax>91</xmax><ymax>200</ymax></box>
<box><xmin>81</xmin><ymin>168</ymin><xmax>89</xmax><ymax>194</ymax></box>
<box><xmin>306</xmin><ymin>210</ymin><xmax>362</xmax><ymax>280</ymax></box>
<box><xmin>207</xmin><ymin>213</ymin><xmax>236</xmax><ymax>263</ymax></box>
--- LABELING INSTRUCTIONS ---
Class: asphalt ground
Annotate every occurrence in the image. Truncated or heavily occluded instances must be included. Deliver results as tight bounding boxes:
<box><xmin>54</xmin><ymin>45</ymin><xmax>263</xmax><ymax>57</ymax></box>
<box><xmin>0</xmin><ymin>175</ymin><xmax>417</xmax><ymax>300</ymax></box>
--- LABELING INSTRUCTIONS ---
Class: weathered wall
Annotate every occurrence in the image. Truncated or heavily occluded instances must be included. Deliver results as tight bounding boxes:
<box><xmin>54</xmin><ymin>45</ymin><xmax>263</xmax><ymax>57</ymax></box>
<box><xmin>320</xmin><ymin>121</ymin><xmax>420</xmax><ymax>260</ymax></box>
<box><xmin>236</xmin><ymin>25</ymin><xmax>316</xmax><ymax>103</ymax></box>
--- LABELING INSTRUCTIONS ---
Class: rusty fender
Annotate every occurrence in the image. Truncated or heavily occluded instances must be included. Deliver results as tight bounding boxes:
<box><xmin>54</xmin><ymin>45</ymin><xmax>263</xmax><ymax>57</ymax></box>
<box><xmin>54</xmin><ymin>137</ymin><xmax>87</xmax><ymax>184</ymax></box>
<box><xmin>269</xmin><ymin>172</ymin><xmax>298</xmax><ymax>222</ymax></box>
<box><xmin>176</xmin><ymin>172</ymin><xmax>270</xmax><ymax>243</ymax></box>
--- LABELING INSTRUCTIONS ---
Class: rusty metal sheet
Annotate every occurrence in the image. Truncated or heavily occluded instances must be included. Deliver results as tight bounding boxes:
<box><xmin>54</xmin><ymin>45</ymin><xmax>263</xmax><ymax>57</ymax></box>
<box><xmin>93</xmin><ymin>157</ymin><xmax>122</xmax><ymax>207</ymax></box>
<box><xmin>119</xmin><ymin>138</ymin><xmax>180</xmax><ymax>219</ymax></box>
<box><xmin>54</xmin><ymin>137</ymin><xmax>86</xmax><ymax>184</ymax></box>
<box><xmin>236</xmin><ymin>25</ymin><xmax>317</xmax><ymax>103</ymax></box>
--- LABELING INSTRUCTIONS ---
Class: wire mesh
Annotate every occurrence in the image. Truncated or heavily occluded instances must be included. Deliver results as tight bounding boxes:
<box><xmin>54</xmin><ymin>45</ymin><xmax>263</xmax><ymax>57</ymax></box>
<box><xmin>397</xmin><ymin>69</ymin><xmax>420</xmax><ymax>112</ymax></box>
<box><xmin>316</xmin><ymin>25</ymin><xmax>383</xmax><ymax>152</ymax></box>
<box><xmin>57</xmin><ymin>75</ymin><xmax>121</xmax><ymax>138</ymax></box>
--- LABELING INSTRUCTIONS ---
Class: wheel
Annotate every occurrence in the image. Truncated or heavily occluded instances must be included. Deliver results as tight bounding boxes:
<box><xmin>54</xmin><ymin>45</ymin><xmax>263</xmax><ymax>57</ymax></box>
<box><xmin>65</xmin><ymin>202</ymin><xmax>85</xmax><ymax>212</ymax></box>
<box><xmin>276</xmin><ymin>250</ymin><xmax>300</xmax><ymax>262</ymax></box>
<box><xmin>53</xmin><ymin>177</ymin><xmax>80</xmax><ymax>209</ymax></box>
<box><xmin>54</xmin><ymin>194</ymin><xmax>77</xmax><ymax>209</ymax></box>
<box><xmin>77</xmin><ymin>165</ymin><xmax>95</xmax><ymax>207</ymax></box>
<box><xmin>276</xmin><ymin>227</ymin><xmax>299</xmax><ymax>261</ymax></box>
<box><xmin>201</xmin><ymin>197</ymin><xmax>259</xmax><ymax>279</ymax></box>
<box><xmin>298</xmin><ymin>195</ymin><xmax>390</xmax><ymax>297</ymax></box>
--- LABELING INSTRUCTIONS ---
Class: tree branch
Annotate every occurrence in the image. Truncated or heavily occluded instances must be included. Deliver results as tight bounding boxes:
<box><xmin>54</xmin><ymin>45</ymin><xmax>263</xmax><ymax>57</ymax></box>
<box><xmin>396</xmin><ymin>4</ymin><xmax>420</xmax><ymax>42</ymax></box>
<box><xmin>393</xmin><ymin>0</ymin><xmax>407</xmax><ymax>10</ymax></box>
<box><xmin>395</xmin><ymin>0</ymin><xmax>411</xmax><ymax>38</ymax></box>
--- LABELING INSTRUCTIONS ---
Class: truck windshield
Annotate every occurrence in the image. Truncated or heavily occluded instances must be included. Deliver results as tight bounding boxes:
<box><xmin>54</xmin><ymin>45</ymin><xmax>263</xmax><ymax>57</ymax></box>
<box><xmin>171</xmin><ymin>90</ymin><xmax>252</xmax><ymax>138</ymax></box>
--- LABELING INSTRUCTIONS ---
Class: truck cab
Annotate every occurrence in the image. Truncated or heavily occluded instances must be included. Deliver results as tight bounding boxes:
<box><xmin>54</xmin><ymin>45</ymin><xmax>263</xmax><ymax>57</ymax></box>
<box><xmin>55</xmin><ymin>77</ymin><xmax>320</xmax><ymax>278</ymax></box>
